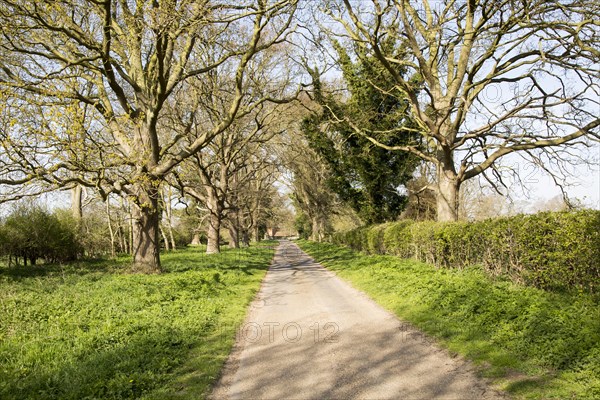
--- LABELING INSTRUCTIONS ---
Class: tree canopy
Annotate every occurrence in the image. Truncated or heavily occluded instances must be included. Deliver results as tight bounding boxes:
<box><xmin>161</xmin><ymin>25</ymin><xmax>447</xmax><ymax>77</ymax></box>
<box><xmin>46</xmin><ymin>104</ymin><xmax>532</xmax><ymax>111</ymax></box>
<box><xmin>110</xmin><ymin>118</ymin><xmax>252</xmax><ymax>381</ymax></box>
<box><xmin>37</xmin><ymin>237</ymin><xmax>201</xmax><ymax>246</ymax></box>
<box><xmin>315</xmin><ymin>0</ymin><xmax>600</xmax><ymax>221</ymax></box>
<box><xmin>0</xmin><ymin>0</ymin><xmax>299</xmax><ymax>271</ymax></box>
<box><xmin>0</xmin><ymin>0</ymin><xmax>598</xmax><ymax>272</ymax></box>
<box><xmin>303</xmin><ymin>39</ymin><xmax>420</xmax><ymax>224</ymax></box>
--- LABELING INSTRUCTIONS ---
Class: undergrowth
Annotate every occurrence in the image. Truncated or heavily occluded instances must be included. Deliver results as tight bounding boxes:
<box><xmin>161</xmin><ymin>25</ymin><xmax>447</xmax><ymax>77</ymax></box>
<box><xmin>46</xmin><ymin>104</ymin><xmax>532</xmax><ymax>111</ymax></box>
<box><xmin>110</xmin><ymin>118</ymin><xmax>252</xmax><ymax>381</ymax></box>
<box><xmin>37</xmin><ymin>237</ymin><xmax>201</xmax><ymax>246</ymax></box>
<box><xmin>0</xmin><ymin>243</ymin><xmax>275</xmax><ymax>399</ymax></box>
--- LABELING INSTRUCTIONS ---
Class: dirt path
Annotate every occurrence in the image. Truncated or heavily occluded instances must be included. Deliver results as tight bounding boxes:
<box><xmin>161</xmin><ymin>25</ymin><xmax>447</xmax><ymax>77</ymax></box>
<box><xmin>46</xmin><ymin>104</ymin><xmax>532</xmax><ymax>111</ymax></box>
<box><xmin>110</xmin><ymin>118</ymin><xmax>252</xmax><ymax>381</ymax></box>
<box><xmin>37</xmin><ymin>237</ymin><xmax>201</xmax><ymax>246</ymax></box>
<box><xmin>211</xmin><ymin>241</ymin><xmax>504</xmax><ymax>399</ymax></box>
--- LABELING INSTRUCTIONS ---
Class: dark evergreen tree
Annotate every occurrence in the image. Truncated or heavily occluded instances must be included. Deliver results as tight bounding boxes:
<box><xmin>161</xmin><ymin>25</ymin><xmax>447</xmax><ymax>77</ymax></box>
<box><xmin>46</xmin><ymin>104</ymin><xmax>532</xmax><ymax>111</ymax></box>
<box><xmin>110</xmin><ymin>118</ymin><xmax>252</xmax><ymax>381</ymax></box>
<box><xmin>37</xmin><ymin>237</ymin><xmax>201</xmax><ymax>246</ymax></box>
<box><xmin>303</xmin><ymin>40</ymin><xmax>421</xmax><ymax>224</ymax></box>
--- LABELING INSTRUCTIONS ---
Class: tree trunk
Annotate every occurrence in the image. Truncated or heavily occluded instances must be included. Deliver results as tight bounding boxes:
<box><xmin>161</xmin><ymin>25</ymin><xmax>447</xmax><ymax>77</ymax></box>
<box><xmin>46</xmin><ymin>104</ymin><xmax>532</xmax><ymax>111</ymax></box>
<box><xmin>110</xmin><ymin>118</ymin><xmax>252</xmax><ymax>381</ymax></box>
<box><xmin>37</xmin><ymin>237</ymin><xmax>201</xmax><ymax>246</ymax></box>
<box><xmin>205</xmin><ymin>190</ymin><xmax>223</xmax><ymax>254</ymax></box>
<box><xmin>128</xmin><ymin>200</ymin><xmax>134</xmax><ymax>255</ymax></box>
<box><xmin>191</xmin><ymin>231</ymin><xmax>202</xmax><ymax>246</ymax></box>
<box><xmin>241</xmin><ymin>230</ymin><xmax>250</xmax><ymax>247</ymax></box>
<box><xmin>228</xmin><ymin>223</ymin><xmax>240</xmax><ymax>249</ymax></box>
<box><xmin>436</xmin><ymin>164</ymin><xmax>460</xmax><ymax>222</ymax></box>
<box><xmin>106</xmin><ymin>199</ymin><xmax>116</xmax><ymax>258</ymax></box>
<box><xmin>310</xmin><ymin>218</ymin><xmax>323</xmax><ymax>242</ymax></box>
<box><xmin>160</xmin><ymin>225</ymin><xmax>170</xmax><ymax>252</ymax></box>
<box><xmin>71</xmin><ymin>185</ymin><xmax>83</xmax><ymax>220</ymax></box>
<box><xmin>131</xmin><ymin>184</ymin><xmax>162</xmax><ymax>273</ymax></box>
<box><xmin>227</xmin><ymin>210</ymin><xmax>240</xmax><ymax>249</ymax></box>
<box><xmin>168</xmin><ymin>226</ymin><xmax>176</xmax><ymax>251</ymax></box>
<box><xmin>206</xmin><ymin>211</ymin><xmax>221</xmax><ymax>254</ymax></box>
<box><xmin>121</xmin><ymin>197</ymin><xmax>133</xmax><ymax>254</ymax></box>
<box><xmin>118</xmin><ymin>225</ymin><xmax>126</xmax><ymax>254</ymax></box>
<box><xmin>253</xmin><ymin>225</ymin><xmax>261</xmax><ymax>242</ymax></box>
<box><xmin>164</xmin><ymin>187</ymin><xmax>177</xmax><ymax>250</ymax></box>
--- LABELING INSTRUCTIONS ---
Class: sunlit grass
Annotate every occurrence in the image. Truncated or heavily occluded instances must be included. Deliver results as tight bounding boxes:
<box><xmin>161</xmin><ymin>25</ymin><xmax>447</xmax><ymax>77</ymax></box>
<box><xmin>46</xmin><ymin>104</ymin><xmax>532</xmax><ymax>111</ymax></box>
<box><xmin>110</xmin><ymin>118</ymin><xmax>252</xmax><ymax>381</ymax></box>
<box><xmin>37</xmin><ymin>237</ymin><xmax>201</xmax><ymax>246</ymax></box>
<box><xmin>297</xmin><ymin>240</ymin><xmax>600</xmax><ymax>399</ymax></box>
<box><xmin>0</xmin><ymin>242</ymin><xmax>276</xmax><ymax>399</ymax></box>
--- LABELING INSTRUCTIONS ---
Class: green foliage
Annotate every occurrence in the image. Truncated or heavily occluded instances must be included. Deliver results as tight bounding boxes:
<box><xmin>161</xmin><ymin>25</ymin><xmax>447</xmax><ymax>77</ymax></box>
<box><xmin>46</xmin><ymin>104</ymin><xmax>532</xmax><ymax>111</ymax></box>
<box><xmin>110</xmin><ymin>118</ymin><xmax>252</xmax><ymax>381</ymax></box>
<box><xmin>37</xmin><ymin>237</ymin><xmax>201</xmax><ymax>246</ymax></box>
<box><xmin>0</xmin><ymin>244</ymin><xmax>274</xmax><ymax>399</ymax></box>
<box><xmin>333</xmin><ymin>210</ymin><xmax>600</xmax><ymax>293</ymax></box>
<box><xmin>0</xmin><ymin>223</ymin><xmax>7</xmax><ymax>254</ymax></box>
<box><xmin>298</xmin><ymin>240</ymin><xmax>600</xmax><ymax>399</ymax></box>
<box><xmin>365</xmin><ymin>223</ymin><xmax>389</xmax><ymax>254</ymax></box>
<box><xmin>0</xmin><ymin>204</ymin><xmax>81</xmax><ymax>265</ymax></box>
<box><xmin>170</xmin><ymin>223</ymin><xmax>194</xmax><ymax>248</ymax></box>
<box><xmin>294</xmin><ymin>211</ymin><xmax>312</xmax><ymax>239</ymax></box>
<box><xmin>382</xmin><ymin>219</ymin><xmax>414</xmax><ymax>257</ymax></box>
<box><xmin>303</xmin><ymin>39</ymin><xmax>420</xmax><ymax>224</ymax></box>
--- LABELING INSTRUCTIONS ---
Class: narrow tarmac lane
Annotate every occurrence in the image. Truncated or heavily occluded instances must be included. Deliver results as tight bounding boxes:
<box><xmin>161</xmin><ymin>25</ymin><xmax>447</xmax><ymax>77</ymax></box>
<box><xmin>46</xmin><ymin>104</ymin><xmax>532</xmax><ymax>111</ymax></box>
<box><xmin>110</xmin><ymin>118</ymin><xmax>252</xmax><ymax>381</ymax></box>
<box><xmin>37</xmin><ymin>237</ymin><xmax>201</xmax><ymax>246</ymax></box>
<box><xmin>211</xmin><ymin>241</ymin><xmax>504</xmax><ymax>400</ymax></box>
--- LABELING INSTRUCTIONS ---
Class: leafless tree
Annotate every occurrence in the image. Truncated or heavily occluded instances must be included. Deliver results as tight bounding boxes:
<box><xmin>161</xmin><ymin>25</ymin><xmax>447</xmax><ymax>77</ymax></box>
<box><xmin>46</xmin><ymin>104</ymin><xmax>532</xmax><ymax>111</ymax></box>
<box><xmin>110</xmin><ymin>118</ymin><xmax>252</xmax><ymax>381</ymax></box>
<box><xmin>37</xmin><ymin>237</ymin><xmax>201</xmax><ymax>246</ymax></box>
<box><xmin>284</xmin><ymin>133</ymin><xmax>339</xmax><ymax>241</ymax></box>
<box><xmin>316</xmin><ymin>0</ymin><xmax>599</xmax><ymax>221</ymax></box>
<box><xmin>172</xmin><ymin>104</ymin><xmax>285</xmax><ymax>253</ymax></box>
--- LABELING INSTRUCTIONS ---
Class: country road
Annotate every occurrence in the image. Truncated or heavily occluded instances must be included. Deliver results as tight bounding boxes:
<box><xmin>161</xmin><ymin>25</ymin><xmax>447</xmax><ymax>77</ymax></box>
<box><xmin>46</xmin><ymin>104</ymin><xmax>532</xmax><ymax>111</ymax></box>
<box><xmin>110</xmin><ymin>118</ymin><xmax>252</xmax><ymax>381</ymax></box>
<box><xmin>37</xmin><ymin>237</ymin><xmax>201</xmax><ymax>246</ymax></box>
<box><xmin>211</xmin><ymin>241</ymin><xmax>504</xmax><ymax>400</ymax></box>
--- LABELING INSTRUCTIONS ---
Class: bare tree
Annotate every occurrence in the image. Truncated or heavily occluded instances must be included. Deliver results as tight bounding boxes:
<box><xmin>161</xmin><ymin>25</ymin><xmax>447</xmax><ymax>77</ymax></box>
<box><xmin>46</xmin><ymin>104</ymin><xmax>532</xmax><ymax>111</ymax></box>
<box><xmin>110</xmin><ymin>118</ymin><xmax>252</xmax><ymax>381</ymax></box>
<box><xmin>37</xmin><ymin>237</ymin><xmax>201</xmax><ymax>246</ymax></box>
<box><xmin>0</xmin><ymin>0</ymin><xmax>298</xmax><ymax>271</ymax></box>
<box><xmin>317</xmin><ymin>0</ymin><xmax>599</xmax><ymax>221</ymax></box>
<box><xmin>224</xmin><ymin>148</ymin><xmax>281</xmax><ymax>248</ymax></box>
<box><xmin>173</xmin><ymin>105</ymin><xmax>284</xmax><ymax>253</ymax></box>
<box><xmin>285</xmin><ymin>135</ymin><xmax>338</xmax><ymax>241</ymax></box>
<box><xmin>233</xmin><ymin>156</ymin><xmax>281</xmax><ymax>245</ymax></box>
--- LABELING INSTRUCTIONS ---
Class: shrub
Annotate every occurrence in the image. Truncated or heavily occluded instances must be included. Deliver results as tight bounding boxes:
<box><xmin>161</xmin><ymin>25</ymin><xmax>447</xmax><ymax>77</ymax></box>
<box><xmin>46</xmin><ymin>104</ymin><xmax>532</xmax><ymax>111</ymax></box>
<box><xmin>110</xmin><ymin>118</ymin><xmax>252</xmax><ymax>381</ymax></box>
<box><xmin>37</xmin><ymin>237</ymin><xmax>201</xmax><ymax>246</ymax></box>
<box><xmin>294</xmin><ymin>212</ymin><xmax>312</xmax><ymax>240</ymax></box>
<box><xmin>331</xmin><ymin>210</ymin><xmax>600</xmax><ymax>292</ymax></box>
<box><xmin>333</xmin><ymin>226</ymin><xmax>369</xmax><ymax>252</ymax></box>
<box><xmin>366</xmin><ymin>223</ymin><xmax>389</xmax><ymax>254</ymax></box>
<box><xmin>410</xmin><ymin>220</ymin><xmax>439</xmax><ymax>265</ymax></box>
<box><xmin>171</xmin><ymin>223</ymin><xmax>194</xmax><ymax>248</ymax></box>
<box><xmin>382</xmin><ymin>219</ymin><xmax>414</xmax><ymax>257</ymax></box>
<box><xmin>0</xmin><ymin>223</ymin><xmax>7</xmax><ymax>258</ymax></box>
<box><xmin>0</xmin><ymin>204</ymin><xmax>81</xmax><ymax>265</ymax></box>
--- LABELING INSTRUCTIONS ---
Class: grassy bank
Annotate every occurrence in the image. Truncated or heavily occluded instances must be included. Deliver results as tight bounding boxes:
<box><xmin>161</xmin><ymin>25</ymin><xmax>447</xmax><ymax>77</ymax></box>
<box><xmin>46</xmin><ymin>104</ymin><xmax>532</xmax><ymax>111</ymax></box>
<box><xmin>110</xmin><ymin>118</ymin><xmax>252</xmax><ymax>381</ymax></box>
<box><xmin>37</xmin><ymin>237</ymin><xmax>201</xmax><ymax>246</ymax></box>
<box><xmin>0</xmin><ymin>243</ymin><xmax>276</xmax><ymax>399</ymax></box>
<box><xmin>297</xmin><ymin>240</ymin><xmax>600</xmax><ymax>399</ymax></box>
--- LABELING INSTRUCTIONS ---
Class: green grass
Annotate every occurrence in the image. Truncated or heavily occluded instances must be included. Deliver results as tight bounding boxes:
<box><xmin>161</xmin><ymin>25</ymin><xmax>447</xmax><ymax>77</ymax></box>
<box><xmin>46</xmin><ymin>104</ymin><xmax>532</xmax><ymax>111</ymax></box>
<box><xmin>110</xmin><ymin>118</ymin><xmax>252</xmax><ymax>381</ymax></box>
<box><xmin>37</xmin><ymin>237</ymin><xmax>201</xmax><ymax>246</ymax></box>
<box><xmin>297</xmin><ymin>240</ymin><xmax>600</xmax><ymax>399</ymax></box>
<box><xmin>0</xmin><ymin>242</ymin><xmax>276</xmax><ymax>399</ymax></box>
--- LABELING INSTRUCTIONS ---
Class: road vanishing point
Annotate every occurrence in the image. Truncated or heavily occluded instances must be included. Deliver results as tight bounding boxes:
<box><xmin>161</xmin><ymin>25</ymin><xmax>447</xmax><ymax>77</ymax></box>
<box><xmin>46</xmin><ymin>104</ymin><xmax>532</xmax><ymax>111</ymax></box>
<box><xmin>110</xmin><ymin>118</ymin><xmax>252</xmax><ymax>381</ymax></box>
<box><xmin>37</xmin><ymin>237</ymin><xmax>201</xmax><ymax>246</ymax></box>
<box><xmin>211</xmin><ymin>241</ymin><xmax>505</xmax><ymax>400</ymax></box>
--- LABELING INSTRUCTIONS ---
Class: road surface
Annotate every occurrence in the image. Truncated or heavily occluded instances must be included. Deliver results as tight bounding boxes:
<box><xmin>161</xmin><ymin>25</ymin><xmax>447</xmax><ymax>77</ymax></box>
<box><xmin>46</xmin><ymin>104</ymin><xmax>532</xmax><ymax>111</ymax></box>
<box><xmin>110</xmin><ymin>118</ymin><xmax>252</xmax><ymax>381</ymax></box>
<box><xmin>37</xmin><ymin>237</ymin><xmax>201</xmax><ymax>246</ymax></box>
<box><xmin>211</xmin><ymin>241</ymin><xmax>504</xmax><ymax>399</ymax></box>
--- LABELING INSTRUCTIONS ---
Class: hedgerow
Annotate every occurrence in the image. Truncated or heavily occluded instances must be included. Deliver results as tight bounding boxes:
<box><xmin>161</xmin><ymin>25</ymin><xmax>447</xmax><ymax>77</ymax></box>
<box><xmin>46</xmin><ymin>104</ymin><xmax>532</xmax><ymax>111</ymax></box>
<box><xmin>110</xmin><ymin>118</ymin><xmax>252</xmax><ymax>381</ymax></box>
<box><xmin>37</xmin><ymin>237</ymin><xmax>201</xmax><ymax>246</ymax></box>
<box><xmin>332</xmin><ymin>210</ymin><xmax>600</xmax><ymax>292</ymax></box>
<box><xmin>297</xmin><ymin>240</ymin><xmax>600</xmax><ymax>399</ymax></box>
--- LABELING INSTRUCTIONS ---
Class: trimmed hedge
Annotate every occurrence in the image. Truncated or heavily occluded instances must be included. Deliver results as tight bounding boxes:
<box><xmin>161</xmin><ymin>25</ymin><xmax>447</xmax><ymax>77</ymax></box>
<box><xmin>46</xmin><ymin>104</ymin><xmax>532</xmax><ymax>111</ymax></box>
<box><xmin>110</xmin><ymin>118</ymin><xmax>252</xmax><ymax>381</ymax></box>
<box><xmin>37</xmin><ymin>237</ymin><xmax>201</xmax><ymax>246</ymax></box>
<box><xmin>331</xmin><ymin>210</ymin><xmax>600</xmax><ymax>292</ymax></box>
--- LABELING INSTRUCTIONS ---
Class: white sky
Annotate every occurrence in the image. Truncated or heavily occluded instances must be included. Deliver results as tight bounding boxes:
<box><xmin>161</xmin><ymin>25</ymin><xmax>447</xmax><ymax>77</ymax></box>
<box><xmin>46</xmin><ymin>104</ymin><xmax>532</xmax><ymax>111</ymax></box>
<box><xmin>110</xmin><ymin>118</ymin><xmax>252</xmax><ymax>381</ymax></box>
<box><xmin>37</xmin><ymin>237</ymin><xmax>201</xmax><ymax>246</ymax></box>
<box><xmin>520</xmin><ymin>156</ymin><xmax>600</xmax><ymax>209</ymax></box>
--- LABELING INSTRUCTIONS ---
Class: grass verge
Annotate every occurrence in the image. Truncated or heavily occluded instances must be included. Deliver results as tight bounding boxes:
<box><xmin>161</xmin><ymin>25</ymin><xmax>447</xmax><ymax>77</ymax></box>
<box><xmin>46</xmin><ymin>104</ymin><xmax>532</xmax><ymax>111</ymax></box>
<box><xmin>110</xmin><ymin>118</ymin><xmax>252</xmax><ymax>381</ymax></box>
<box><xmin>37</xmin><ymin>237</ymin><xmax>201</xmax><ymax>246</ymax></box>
<box><xmin>297</xmin><ymin>240</ymin><xmax>600</xmax><ymax>399</ymax></box>
<box><xmin>0</xmin><ymin>242</ymin><xmax>276</xmax><ymax>399</ymax></box>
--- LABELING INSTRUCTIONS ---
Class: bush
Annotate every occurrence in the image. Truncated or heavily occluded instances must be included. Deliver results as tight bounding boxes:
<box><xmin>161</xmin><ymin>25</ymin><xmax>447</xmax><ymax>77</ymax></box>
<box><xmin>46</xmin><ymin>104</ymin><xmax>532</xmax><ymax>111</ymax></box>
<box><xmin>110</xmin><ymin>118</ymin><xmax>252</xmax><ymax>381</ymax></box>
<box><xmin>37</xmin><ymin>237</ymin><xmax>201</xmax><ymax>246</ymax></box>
<box><xmin>331</xmin><ymin>210</ymin><xmax>600</xmax><ymax>292</ymax></box>
<box><xmin>366</xmin><ymin>223</ymin><xmax>389</xmax><ymax>254</ymax></box>
<box><xmin>382</xmin><ymin>219</ymin><xmax>414</xmax><ymax>257</ymax></box>
<box><xmin>171</xmin><ymin>223</ymin><xmax>194</xmax><ymax>248</ymax></box>
<box><xmin>297</xmin><ymin>240</ymin><xmax>600</xmax><ymax>399</ymax></box>
<box><xmin>0</xmin><ymin>204</ymin><xmax>81</xmax><ymax>265</ymax></box>
<box><xmin>294</xmin><ymin>212</ymin><xmax>312</xmax><ymax>240</ymax></box>
<box><xmin>0</xmin><ymin>224</ymin><xmax>7</xmax><ymax>257</ymax></box>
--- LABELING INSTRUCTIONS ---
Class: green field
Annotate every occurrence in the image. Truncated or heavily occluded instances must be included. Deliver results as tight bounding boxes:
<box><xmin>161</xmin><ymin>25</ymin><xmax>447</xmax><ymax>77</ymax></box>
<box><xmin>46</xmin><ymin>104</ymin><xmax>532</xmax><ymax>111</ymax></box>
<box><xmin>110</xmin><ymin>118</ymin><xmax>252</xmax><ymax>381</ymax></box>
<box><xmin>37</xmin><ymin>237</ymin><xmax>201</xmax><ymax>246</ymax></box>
<box><xmin>0</xmin><ymin>244</ymin><xmax>275</xmax><ymax>399</ymax></box>
<box><xmin>297</xmin><ymin>240</ymin><xmax>600</xmax><ymax>399</ymax></box>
